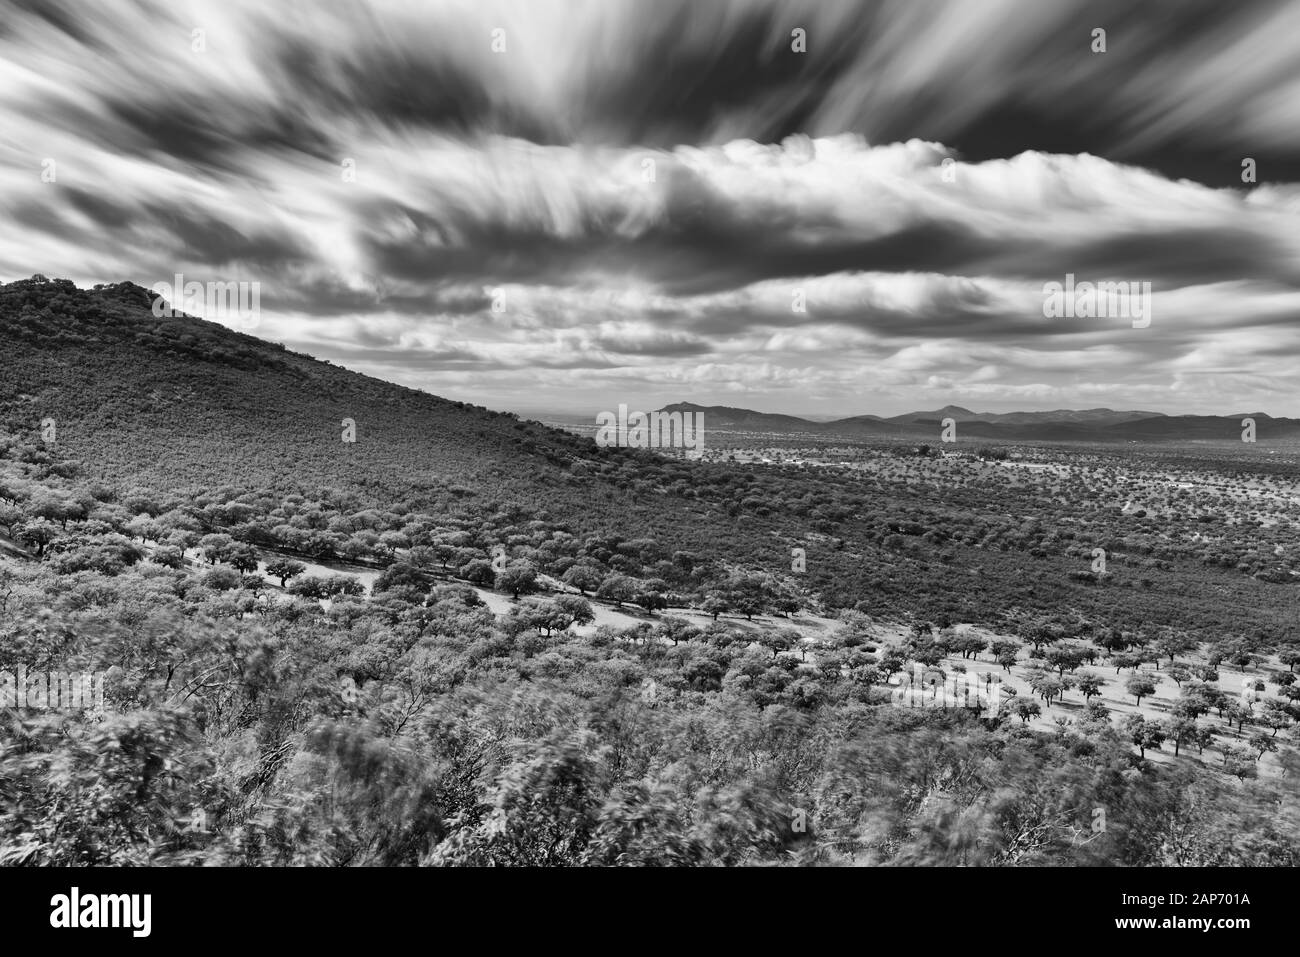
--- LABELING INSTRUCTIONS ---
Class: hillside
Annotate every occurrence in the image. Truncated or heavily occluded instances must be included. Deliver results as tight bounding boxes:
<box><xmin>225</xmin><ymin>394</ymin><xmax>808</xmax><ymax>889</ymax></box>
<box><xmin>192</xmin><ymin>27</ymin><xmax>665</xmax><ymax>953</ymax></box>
<box><xmin>0</xmin><ymin>277</ymin><xmax>781</xmax><ymax>561</ymax></box>
<box><xmin>0</xmin><ymin>276</ymin><xmax>595</xmax><ymax>502</ymax></box>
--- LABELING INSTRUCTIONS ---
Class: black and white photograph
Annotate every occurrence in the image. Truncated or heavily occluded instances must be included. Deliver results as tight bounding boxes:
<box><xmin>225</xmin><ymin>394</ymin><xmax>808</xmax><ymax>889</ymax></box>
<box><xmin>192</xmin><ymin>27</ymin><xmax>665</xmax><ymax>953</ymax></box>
<box><xmin>0</xmin><ymin>0</ymin><xmax>1294</xmax><ymax>935</ymax></box>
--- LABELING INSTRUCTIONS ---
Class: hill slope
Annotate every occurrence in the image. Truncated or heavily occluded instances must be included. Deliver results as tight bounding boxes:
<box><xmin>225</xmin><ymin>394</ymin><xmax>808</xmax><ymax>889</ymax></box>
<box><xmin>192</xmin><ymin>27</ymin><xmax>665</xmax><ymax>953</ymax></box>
<box><xmin>0</xmin><ymin>276</ymin><xmax>624</xmax><ymax>512</ymax></box>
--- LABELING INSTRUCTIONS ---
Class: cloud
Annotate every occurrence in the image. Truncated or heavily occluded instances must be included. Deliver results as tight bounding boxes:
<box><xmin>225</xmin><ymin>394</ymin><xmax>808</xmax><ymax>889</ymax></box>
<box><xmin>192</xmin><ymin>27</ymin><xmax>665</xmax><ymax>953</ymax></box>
<box><xmin>1</xmin><ymin>0</ymin><xmax>1298</xmax><ymax>416</ymax></box>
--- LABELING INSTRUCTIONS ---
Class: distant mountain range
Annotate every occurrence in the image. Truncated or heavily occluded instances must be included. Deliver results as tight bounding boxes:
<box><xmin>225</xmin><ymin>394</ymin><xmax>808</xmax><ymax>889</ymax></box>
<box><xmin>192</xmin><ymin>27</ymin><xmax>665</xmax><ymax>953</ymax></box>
<box><xmin>656</xmin><ymin>403</ymin><xmax>1300</xmax><ymax>443</ymax></box>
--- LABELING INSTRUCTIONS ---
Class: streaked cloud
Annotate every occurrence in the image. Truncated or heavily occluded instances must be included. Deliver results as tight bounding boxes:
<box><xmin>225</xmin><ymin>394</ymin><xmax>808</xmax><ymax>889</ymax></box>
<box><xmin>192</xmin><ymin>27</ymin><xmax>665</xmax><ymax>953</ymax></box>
<box><xmin>1</xmin><ymin>0</ymin><xmax>1298</xmax><ymax>415</ymax></box>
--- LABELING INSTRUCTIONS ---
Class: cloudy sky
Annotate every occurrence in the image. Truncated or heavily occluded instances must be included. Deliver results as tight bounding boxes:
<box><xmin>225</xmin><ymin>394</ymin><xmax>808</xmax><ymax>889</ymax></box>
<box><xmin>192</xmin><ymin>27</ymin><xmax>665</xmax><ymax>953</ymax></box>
<box><xmin>3</xmin><ymin>0</ymin><xmax>1300</xmax><ymax>417</ymax></box>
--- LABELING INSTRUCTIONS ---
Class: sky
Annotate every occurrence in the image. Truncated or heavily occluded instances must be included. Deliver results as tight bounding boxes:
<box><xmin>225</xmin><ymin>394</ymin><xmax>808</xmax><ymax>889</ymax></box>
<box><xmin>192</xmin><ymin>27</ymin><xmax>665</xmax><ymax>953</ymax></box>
<box><xmin>2</xmin><ymin>0</ymin><xmax>1300</xmax><ymax>418</ymax></box>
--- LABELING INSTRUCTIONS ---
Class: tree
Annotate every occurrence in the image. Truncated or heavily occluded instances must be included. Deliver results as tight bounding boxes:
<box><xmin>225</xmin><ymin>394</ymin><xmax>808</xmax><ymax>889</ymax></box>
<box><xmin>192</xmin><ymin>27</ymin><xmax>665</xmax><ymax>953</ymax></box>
<box><xmin>877</xmin><ymin>649</ymin><xmax>907</xmax><ymax>680</ymax></box>
<box><xmin>636</xmin><ymin>591</ymin><xmax>668</xmax><ymax>615</ymax></box>
<box><xmin>758</xmin><ymin>629</ymin><xmax>799</xmax><ymax>660</ymax></box>
<box><xmin>701</xmin><ymin>596</ymin><xmax>729</xmax><ymax>621</ymax></box>
<box><xmin>502</xmin><ymin>599</ymin><xmax>553</xmax><ymax>638</ymax></box>
<box><xmin>1166</xmin><ymin>716</ymin><xmax>1198</xmax><ymax>757</ymax></box>
<box><xmin>910</xmin><ymin>640</ymin><xmax>945</xmax><ymax>667</ymax></box>
<box><xmin>1124</xmin><ymin>715</ymin><xmax>1167</xmax><ymax>758</ymax></box>
<box><xmin>1214</xmin><ymin>638</ymin><xmax>1259</xmax><ymax>671</ymax></box>
<box><xmin>1111</xmin><ymin>652</ymin><xmax>1140</xmax><ymax>674</ymax></box>
<box><xmin>166</xmin><ymin>529</ymin><xmax>200</xmax><ymax>558</ymax></box>
<box><xmin>405</xmin><ymin>545</ymin><xmax>437</xmax><ymax>570</ymax></box>
<box><xmin>427</xmin><ymin>740</ymin><xmax>603</xmax><ymax>866</ymax></box>
<box><xmin>1125</xmin><ymin>675</ymin><xmax>1157</xmax><ymax>706</ymax></box>
<box><xmin>552</xmin><ymin>595</ymin><xmax>595</xmax><ymax>631</ymax></box>
<box><xmin>1077</xmin><ymin>674</ymin><xmax>1104</xmax><ymax>703</ymax></box>
<box><xmin>1261</xmin><ymin>700</ymin><xmax>1293</xmax><ymax>737</ymax></box>
<box><xmin>834</xmin><ymin>627</ymin><xmax>866</xmax><ymax>652</ymax></box>
<box><xmin>1136</xmin><ymin>645</ymin><xmax>1165</xmax><ymax>672</ymax></box>
<box><xmin>816</xmin><ymin>649</ymin><xmax>846</xmax><ymax>683</ymax></box>
<box><xmin>1076</xmin><ymin>700</ymin><xmax>1111</xmax><ymax>734</ymax></box>
<box><xmin>1020</xmin><ymin>621</ymin><xmax>1057</xmax><ymax>651</ymax></box>
<box><xmin>1223</xmin><ymin>700</ymin><xmax>1253</xmax><ymax>733</ymax></box>
<box><xmin>1044</xmin><ymin>643</ymin><xmax>1085</xmax><ymax>678</ymax></box>
<box><xmin>993</xmin><ymin>642</ymin><xmax>1019</xmax><ymax>673</ymax></box>
<box><xmin>1153</xmin><ymin>630</ymin><xmax>1197</xmax><ymax>667</ymax></box>
<box><xmin>595</xmin><ymin>574</ymin><xmax>637</xmax><ymax>607</ymax></box>
<box><xmin>0</xmin><ymin>566</ymin><xmax>15</xmax><ymax>616</ymax></box>
<box><xmin>1221</xmin><ymin>746</ymin><xmax>1257</xmax><ymax>782</ymax></box>
<box><xmin>1191</xmin><ymin>724</ymin><xmax>1216</xmax><ymax>756</ymax></box>
<box><xmin>265</xmin><ymin>557</ymin><xmax>306</xmax><ymax>587</ymax></box>
<box><xmin>1094</xmin><ymin>628</ymin><xmax>1128</xmax><ymax>654</ymax></box>
<box><xmin>201</xmin><ymin>566</ymin><xmax>242</xmax><ymax>591</ymax></box>
<box><xmin>1030</xmin><ymin>673</ymin><xmax>1064</xmax><ymax>707</ymax></box>
<box><xmin>723</xmin><ymin>571</ymin><xmax>774</xmax><ymax>620</ymax></box>
<box><xmin>228</xmin><ymin>544</ymin><xmax>260</xmax><ymax>574</ymax></box>
<box><xmin>1194</xmin><ymin>665</ymin><xmax>1219</xmax><ymax>684</ymax></box>
<box><xmin>561</xmin><ymin>564</ymin><xmax>602</xmax><ymax>596</ymax></box>
<box><xmin>1013</xmin><ymin>699</ymin><xmax>1041</xmax><ymax>724</ymax></box>
<box><xmin>198</xmin><ymin>533</ymin><xmax>235</xmax><ymax>565</ymax></box>
<box><xmin>459</xmin><ymin>559</ymin><xmax>496</xmax><ymax>587</ymax></box>
<box><xmin>288</xmin><ymin>575</ymin><xmax>328</xmax><ymax>599</ymax></box>
<box><xmin>1204</xmin><ymin>687</ymin><xmax>1231</xmax><ymax>719</ymax></box>
<box><xmin>655</xmin><ymin>616</ymin><xmax>698</xmax><ymax>646</ymax></box>
<box><xmin>28</xmin><ymin>492</ymin><xmax>86</xmax><ymax>528</ymax></box>
<box><xmin>989</xmin><ymin>638</ymin><xmax>1020</xmax><ymax>665</ymax></box>
<box><xmin>16</xmin><ymin>518</ymin><xmax>57</xmax><ymax>557</ymax></box>
<box><xmin>770</xmin><ymin>592</ymin><xmax>800</xmax><ymax>618</ymax></box>
<box><xmin>0</xmin><ymin>503</ymin><xmax>24</xmax><ymax>536</ymax></box>
<box><xmin>497</xmin><ymin>562</ymin><xmax>539</xmax><ymax>599</ymax></box>
<box><xmin>374</xmin><ymin>561</ymin><xmax>427</xmax><ymax>593</ymax></box>
<box><xmin>1172</xmin><ymin>690</ymin><xmax>1210</xmax><ymax>721</ymax></box>
<box><xmin>121</xmin><ymin>492</ymin><xmax>161</xmax><ymax>516</ymax></box>
<box><xmin>1249</xmin><ymin>733</ymin><xmax>1279</xmax><ymax>761</ymax></box>
<box><xmin>378</xmin><ymin>530</ymin><xmax>410</xmax><ymax>556</ymax></box>
<box><xmin>151</xmin><ymin>545</ymin><xmax>185</xmax><ymax>569</ymax></box>
<box><xmin>289</xmin><ymin>574</ymin><xmax>363</xmax><ymax>599</ymax></box>
<box><xmin>1058</xmin><ymin>674</ymin><xmax>1077</xmax><ymax>701</ymax></box>
<box><xmin>125</xmin><ymin>514</ymin><xmax>159</xmax><ymax>543</ymax></box>
<box><xmin>324</xmin><ymin>575</ymin><xmax>365</xmax><ymax>598</ymax></box>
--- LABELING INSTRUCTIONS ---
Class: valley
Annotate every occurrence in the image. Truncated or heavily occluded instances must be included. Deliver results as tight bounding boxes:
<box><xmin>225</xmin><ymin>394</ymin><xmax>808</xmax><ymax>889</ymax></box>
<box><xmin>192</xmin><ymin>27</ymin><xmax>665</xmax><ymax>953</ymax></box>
<box><xmin>2</xmin><ymin>276</ymin><xmax>1299</xmax><ymax>866</ymax></box>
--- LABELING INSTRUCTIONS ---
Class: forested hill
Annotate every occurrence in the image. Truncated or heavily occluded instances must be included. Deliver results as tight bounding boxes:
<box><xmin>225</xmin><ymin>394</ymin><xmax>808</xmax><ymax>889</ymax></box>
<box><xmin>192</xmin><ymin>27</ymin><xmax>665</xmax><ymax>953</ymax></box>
<box><xmin>0</xmin><ymin>275</ymin><xmax>644</xmax><ymax>517</ymax></box>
